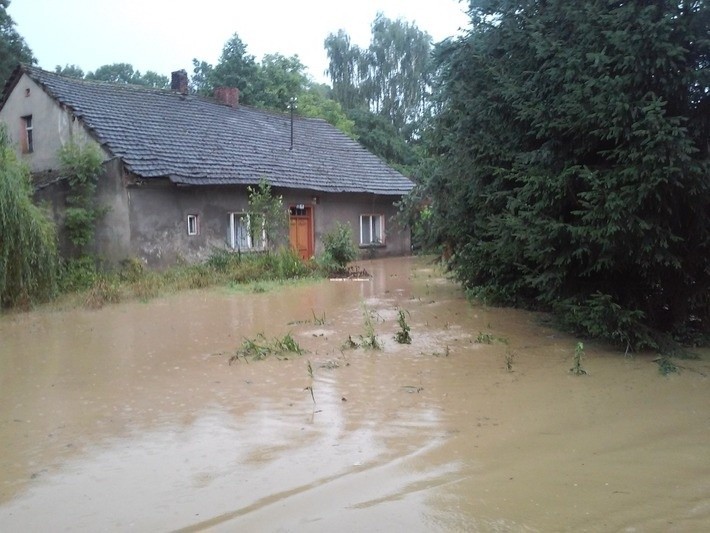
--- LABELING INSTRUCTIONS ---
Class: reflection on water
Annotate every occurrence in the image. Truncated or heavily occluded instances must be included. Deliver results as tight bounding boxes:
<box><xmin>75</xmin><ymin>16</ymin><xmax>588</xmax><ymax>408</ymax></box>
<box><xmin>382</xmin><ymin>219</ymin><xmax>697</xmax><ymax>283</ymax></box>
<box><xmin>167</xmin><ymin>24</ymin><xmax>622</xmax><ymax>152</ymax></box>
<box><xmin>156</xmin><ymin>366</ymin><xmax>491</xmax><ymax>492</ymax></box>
<box><xmin>0</xmin><ymin>257</ymin><xmax>708</xmax><ymax>531</ymax></box>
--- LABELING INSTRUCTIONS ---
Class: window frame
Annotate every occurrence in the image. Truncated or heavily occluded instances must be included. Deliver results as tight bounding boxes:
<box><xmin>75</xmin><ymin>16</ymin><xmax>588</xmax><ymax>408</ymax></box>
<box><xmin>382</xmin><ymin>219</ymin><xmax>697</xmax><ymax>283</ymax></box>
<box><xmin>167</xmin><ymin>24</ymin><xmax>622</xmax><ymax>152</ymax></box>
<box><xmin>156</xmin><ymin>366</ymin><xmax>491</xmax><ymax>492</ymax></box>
<box><xmin>22</xmin><ymin>115</ymin><xmax>33</xmax><ymax>153</ymax></box>
<box><xmin>186</xmin><ymin>214</ymin><xmax>199</xmax><ymax>236</ymax></box>
<box><xmin>228</xmin><ymin>212</ymin><xmax>266</xmax><ymax>251</ymax></box>
<box><xmin>359</xmin><ymin>213</ymin><xmax>385</xmax><ymax>246</ymax></box>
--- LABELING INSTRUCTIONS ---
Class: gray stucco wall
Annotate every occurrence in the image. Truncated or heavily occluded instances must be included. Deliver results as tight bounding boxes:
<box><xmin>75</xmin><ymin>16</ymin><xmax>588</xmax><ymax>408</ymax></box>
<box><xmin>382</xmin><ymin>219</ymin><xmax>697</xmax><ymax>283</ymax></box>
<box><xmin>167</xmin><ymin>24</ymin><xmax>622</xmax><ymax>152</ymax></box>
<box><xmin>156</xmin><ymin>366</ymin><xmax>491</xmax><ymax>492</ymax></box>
<box><xmin>124</xmin><ymin>181</ymin><xmax>411</xmax><ymax>268</ymax></box>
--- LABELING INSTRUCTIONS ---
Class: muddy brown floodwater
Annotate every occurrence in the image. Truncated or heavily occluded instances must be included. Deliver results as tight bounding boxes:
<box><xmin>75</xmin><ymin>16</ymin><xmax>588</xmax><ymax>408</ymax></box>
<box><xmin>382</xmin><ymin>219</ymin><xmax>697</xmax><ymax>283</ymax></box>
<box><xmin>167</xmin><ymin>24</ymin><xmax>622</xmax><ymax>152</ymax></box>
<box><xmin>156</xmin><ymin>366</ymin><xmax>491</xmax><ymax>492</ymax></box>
<box><xmin>0</xmin><ymin>257</ymin><xmax>708</xmax><ymax>532</ymax></box>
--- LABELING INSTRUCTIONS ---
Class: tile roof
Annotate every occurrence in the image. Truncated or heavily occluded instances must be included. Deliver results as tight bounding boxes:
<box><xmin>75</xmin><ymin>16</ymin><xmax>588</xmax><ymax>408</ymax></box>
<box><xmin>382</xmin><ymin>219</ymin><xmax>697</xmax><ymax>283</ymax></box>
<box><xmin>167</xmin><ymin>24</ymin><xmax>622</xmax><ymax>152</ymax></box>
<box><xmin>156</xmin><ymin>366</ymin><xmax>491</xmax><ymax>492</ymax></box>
<box><xmin>10</xmin><ymin>66</ymin><xmax>414</xmax><ymax>195</ymax></box>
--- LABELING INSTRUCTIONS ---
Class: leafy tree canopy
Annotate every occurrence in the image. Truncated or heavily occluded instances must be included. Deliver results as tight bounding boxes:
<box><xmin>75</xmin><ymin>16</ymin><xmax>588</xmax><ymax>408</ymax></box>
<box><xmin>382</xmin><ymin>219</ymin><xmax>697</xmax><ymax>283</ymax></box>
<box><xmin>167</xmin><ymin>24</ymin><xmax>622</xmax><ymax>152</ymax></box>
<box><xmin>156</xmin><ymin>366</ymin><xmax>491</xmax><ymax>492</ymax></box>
<box><xmin>208</xmin><ymin>33</ymin><xmax>258</xmax><ymax>104</ymax></box>
<box><xmin>0</xmin><ymin>0</ymin><xmax>35</xmax><ymax>87</ymax></box>
<box><xmin>346</xmin><ymin>107</ymin><xmax>417</xmax><ymax>170</ymax></box>
<box><xmin>54</xmin><ymin>64</ymin><xmax>84</xmax><ymax>79</ymax></box>
<box><xmin>85</xmin><ymin>63</ymin><xmax>169</xmax><ymax>88</ymax></box>
<box><xmin>252</xmin><ymin>53</ymin><xmax>308</xmax><ymax>110</ymax></box>
<box><xmin>422</xmin><ymin>0</ymin><xmax>709</xmax><ymax>349</ymax></box>
<box><xmin>324</xmin><ymin>14</ymin><xmax>434</xmax><ymax>139</ymax></box>
<box><xmin>192</xmin><ymin>34</ymin><xmax>355</xmax><ymax>136</ymax></box>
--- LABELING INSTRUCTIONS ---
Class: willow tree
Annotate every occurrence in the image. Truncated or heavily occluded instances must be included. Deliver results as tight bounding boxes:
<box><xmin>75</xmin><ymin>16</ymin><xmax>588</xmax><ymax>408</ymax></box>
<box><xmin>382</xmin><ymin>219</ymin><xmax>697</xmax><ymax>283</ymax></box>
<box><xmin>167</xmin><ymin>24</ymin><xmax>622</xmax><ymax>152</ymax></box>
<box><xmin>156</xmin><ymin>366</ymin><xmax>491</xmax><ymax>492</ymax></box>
<box><xmin>0</xmin><ymin>127</ymin><xmax>58</xmax><ymax>308</ymax></box>
<box><xmin>425</xmin><ymin>0</ymin><xmax>709</xmax><ymax>349</ymax></box>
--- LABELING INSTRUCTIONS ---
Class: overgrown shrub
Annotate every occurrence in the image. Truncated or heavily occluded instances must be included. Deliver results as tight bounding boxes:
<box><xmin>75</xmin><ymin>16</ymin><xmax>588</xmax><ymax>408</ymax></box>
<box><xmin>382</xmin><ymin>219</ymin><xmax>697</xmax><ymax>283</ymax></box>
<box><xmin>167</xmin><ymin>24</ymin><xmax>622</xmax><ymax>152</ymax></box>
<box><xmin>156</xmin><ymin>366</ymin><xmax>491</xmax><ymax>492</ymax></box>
<box><xmin>58</xmin><ymin>256</ymin><xmax>99</xmax><ymax>292</ymax></box>
<box><xmin>59</xmin><ymin>141</ymin><xmax>104</xmax><ymax>254</ymax></box>
<box><xmin>319</xmin><ymin>222</ymin><xmax>358</xmax><ymax>272</ymax></box>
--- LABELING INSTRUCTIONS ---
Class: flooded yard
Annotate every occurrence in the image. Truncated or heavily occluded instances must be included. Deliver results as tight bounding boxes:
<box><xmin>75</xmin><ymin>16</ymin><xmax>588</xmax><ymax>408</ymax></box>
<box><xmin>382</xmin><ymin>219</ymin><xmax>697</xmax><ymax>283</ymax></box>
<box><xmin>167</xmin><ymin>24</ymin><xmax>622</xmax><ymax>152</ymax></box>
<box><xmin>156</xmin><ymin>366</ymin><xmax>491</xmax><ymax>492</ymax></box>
<box><xmin>1</xmin><ymin>256</ymin><xmax>708</xmax><ymax>532</ymax></box>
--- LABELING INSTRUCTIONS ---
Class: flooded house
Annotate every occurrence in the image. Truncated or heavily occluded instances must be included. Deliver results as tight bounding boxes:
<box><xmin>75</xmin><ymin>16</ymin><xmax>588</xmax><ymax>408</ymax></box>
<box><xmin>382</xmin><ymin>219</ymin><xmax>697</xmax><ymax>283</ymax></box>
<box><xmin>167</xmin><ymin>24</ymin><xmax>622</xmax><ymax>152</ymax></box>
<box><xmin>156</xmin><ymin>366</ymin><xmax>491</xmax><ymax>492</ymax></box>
<box><xmin>0</xmin><ymin>65</ymin><xmax>414</xmax><ymax>267</ymax></box>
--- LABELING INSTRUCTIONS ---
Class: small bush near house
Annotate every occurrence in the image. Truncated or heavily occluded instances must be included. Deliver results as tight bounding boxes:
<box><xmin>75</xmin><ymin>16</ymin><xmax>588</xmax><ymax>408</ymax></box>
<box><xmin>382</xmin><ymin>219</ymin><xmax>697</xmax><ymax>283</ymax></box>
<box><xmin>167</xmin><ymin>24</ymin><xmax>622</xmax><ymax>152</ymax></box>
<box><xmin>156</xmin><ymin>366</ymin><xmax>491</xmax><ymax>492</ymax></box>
<box><xmin>319</xmin><ymin>222</ymin><xmax>358</xmax><ymax>275</ymax></box>
<box><xmin>58</xmin><ymin>256</ymin><xmax>99</xmax><ymax>292</ymax></box>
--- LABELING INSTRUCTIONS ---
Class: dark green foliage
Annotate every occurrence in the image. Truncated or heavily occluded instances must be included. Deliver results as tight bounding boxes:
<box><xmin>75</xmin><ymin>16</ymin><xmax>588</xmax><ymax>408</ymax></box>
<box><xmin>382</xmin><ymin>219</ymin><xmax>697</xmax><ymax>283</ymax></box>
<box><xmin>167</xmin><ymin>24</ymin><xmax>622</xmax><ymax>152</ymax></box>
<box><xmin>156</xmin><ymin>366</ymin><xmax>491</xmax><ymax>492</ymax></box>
<box><xmin>0</xmin><ymin>0</ymin><xmax>34</xmax><ymax>87</ymax></box>
<box><xmin>320</xmin><ymin>222</ymin><xmax>358</xmax><ymax>272</ymax></box>
<box><xmin>346</xmin><ymin>108</ymin><xmax>418</xmax><ymax>169</ymax></box>
<box><xmin>196</xmin><ymin>33</ymin><xmax>258</xmax><ymax>104</ymax></box>
<box><xmin>297</xmin><ymin>87</ymin><xmax>356</xmax><ymax>138</ymax></box>
<box><xmin>0</xmin><ymin>127</ymin><xmax>58</xmax><ymax>308</ymax></box>
<box><xmin>424</xmin><ymin>0</ymin><xmax>709</xmax><ymax>349</ymax></box>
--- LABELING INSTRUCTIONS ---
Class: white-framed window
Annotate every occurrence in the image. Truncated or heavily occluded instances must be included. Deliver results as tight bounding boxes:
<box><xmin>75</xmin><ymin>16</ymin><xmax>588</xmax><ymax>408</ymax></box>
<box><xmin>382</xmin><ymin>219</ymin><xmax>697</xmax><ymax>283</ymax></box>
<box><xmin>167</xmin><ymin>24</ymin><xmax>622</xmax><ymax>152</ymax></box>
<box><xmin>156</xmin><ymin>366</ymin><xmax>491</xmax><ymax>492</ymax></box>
<box><xmin>186</xmin><ymin>214</ymin><xmax>199</xmax><ymax>236</ymax></box>
<box><xmin>22</xmin><ymin>115</ymin><xmax>33</xmax><ymax>153</ymax></box>
<box><xmin>229</xmin><ymin>213</ymin><xmax>266</xmax><ymax>251</ymax></box>
<box><xmin>360</xmin><ymin>214</ymin><xmax>384</xmax><ymax>246</ymax></box>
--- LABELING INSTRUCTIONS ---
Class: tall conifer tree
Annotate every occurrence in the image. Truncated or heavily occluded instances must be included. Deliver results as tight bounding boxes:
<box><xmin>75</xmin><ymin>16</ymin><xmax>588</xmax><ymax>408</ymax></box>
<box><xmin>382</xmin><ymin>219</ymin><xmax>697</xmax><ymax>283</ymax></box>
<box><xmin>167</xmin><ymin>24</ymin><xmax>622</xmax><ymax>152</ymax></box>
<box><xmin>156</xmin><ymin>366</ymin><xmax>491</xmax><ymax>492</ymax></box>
<box><xmin>425</xmin><ymin>0</ymin><xmax>709</xmax><ymax>348</ymax></box>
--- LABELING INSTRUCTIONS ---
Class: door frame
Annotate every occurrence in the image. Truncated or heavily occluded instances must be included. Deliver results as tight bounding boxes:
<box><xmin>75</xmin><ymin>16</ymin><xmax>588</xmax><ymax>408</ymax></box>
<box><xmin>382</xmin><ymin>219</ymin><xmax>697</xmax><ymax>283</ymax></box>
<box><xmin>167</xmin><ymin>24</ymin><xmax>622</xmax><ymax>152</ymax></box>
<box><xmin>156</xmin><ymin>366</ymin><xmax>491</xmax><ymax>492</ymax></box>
<box><xmin>289</xmin><ymin>204</ymin><xmax>314</xmax><ymax>259</ymax></box>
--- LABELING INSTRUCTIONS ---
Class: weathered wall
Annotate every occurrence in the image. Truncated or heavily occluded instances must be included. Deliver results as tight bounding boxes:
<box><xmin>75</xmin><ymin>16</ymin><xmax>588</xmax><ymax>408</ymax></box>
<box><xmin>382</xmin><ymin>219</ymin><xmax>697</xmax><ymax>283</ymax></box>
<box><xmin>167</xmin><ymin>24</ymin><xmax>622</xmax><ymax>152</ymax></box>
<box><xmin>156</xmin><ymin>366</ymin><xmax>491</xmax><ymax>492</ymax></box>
<box><xmin>123</xmin><ymin>182</ymin><xmax>411</xmax><ymax>267</ymax></box>
<box><xmin>94</xmin><ymin>158</ymin><xmax>131</xmax><ymax>264</ymax></box>
<box><xmin>0</xmin><ymin>73</ymin><xmax>109</xmax><ymax>172</ymax></box>
<box><xmin>32</xmin><ymin>158</ymin><xmax>132</xmax><ymax>264</ymax></box>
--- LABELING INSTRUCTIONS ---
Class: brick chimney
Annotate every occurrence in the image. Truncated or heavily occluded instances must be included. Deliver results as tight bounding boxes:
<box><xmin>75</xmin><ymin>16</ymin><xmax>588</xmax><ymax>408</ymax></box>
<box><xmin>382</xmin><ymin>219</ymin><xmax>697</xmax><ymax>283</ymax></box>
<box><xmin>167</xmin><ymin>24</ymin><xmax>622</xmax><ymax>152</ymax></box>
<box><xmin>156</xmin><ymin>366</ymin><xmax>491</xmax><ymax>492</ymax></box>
<box><xmin>214</xmin><ymin>87</ymin><xmax>239</xmax><ymax>108</ymax></box>
<box><xmin>171</xmin><ymin>70</ymin><xmax>188</xmax><ymax>95</ymax></box>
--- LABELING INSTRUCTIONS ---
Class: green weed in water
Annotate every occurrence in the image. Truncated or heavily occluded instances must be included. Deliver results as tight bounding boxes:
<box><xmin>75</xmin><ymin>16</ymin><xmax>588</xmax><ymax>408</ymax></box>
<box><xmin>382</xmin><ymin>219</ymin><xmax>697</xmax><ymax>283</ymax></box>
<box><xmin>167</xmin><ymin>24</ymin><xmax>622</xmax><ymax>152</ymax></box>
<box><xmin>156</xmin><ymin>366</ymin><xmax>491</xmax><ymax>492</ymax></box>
<box><xmin>312</xmin><ymin>309</ymin><xmax>326</xmax><ymax>326</ymax></box>
<box><xmin>505</xmin><ymin>350</ymin><xmax>516</xmax><ymax>372</ymax></box>
<box><xmin>570</xmin><ymin>342</ymin><xmax>588</xmax><ymax>375</ymax></box>
<box><xmin>474</xmin><ymin>331</ymin><xmax>509</xmax><ymax>344</ymax></box>
<box><xmin>341</xmin><ymin>335</ymin><xmax>359</xmax><ymax>350</ymax></box>
<box><xmin>360</xmin><ymin>305</ymin><xmax>381</xmax><ymax>350</ymax></box>
<box><xmin>655</xmin><ymin>356</ymin><xmax>678</xmax><ymax>376</ymax></box>
<box><xmin>394</xmin><ymin>309</ymin><xmax>412</xmax><ymax>344</ymax></box>
<box><xmin>229</xmin><ymin>332</ymin><xmax>304</xmax><ymax>363</ymax></box>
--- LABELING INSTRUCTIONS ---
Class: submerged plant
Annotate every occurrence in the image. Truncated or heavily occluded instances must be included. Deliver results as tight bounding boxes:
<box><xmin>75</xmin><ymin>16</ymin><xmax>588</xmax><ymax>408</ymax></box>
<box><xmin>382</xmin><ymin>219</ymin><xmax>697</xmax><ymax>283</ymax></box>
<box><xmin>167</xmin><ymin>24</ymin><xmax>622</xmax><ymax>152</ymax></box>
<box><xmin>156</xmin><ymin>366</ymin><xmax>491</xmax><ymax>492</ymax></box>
<box><xmin>474</xmin><ymin>331</ymin><xmax>509</xmax><ymax>345</ymax></box>
<box><xmin>229</xmin><ymin>332</ymin><xmax>304</xmax><ymax>363</ymax></box>
<box><xmin>394</xmin><ymin>309</ymin><xmax>412</xmax><ymax>344</ymax></box>
<box><xmin>570</xmin><ymin>342</ymin><xmax>588</xmax><ymax>375</ymax></box>
<box><xmin>273</xmin><ymin>332</ymin><xmax>304</xmax><ymax>354</ymax></box>
<box><xmin>504</xmin><ymin>350</ymin><xmax>516</xmax><ymax>372</ymax></box>
<box><xmin>305</xmin><ymin>360</ymin><xmax>316</xmax><ymax>403</ymax></box>
<box><xmin>655</xmin><ymin>355</ymin><xmax>678</xmax><ymax>376</ymax></box>
<box><xmin>360</xmin><ymin>305</ymin><xmax>381</xmax><ymax>350</ymax></box>
<box><xmin>341</xmin><ymin>335</ymin><xmax>360</xmax><ymax>350</ymax></box>
<box><xmin>312</xmin><ymin>309</ymin><xmax>326</xmax><ymax>326</ymax></box>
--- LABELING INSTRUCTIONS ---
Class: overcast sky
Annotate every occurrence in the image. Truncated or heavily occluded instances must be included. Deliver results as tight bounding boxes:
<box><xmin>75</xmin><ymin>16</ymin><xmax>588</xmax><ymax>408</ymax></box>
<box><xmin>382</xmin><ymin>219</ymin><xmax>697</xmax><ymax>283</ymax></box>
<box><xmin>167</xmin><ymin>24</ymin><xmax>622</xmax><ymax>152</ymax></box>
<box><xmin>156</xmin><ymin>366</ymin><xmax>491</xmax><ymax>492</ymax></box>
<box><xmin>9</xmin><ymin>0</ymin><xmax>470</xmax><ymax>85</ymax></box>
